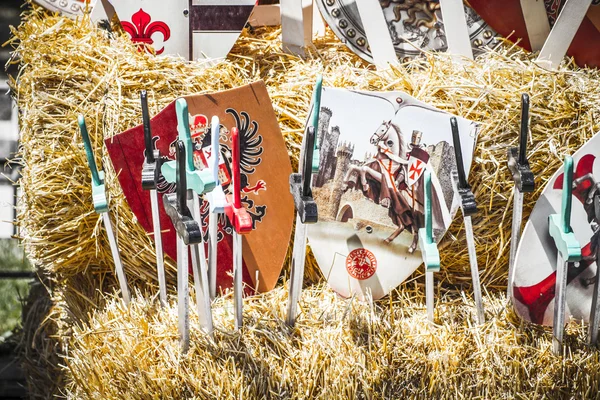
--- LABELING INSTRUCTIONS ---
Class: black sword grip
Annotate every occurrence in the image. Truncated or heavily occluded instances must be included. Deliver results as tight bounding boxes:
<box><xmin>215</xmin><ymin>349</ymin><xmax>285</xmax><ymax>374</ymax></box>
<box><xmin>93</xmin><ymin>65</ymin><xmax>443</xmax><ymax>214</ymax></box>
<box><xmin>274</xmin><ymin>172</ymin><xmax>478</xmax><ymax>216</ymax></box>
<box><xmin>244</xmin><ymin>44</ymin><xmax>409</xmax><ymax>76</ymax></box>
<box><xmin>141</xmin><ymin>90</ymin><xmax>154</xmax><ymax>164</ymax></box>
<box><xmin>519</xmin><ymin>93</ymin><xmax>529</xmax><ymax>165</ymax></box>
<box><xmin>176</xmin><ymin>140</ymin><xmax>187</xmax><ymax>214</ymax></box>
<box><xmin>302</xmin><ymin>127</ymin><xmax>316</xmax><ymax>198</ymax></box>
<box><xmin>451</xmin><ymin>117</ymin><xmax>468</xmax><ymax>189</ymax></box>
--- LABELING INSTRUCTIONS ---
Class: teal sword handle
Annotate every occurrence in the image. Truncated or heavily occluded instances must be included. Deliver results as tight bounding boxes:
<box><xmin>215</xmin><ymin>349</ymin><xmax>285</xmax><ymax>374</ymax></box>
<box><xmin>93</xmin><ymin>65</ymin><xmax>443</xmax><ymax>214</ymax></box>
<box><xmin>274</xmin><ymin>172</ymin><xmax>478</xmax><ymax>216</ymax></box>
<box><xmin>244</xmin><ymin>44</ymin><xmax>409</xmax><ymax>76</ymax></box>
<box><xmin>418</xmin><ymin>170</ymin><xmax>440</xmax><ymax>272</ymax></box>
<box><xmin>548</xmin><ymin>156</ymin><xmax>582</xmax><ymax>262</ymax></box>
<box><xmin>311</xmin><ymin>75</ymin><xmax>322</xmax><ymax>173</ymax></box>
<box><xmin>78</xmin><ymin>115</ymin><xmax>108</xmax><ymax>213</ymax></box>
<box><xmin>161</xmin><ymin>98</ymin><xmax>216</xmax><ymax>195</ymax></box>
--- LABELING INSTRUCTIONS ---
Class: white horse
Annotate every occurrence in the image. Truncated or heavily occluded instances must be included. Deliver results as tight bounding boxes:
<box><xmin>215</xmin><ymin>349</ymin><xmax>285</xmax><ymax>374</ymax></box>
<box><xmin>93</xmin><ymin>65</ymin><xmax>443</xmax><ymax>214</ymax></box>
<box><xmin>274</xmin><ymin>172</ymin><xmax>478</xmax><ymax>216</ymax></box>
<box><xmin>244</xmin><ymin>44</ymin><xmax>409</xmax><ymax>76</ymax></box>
<box><xmin>343</xmin><ymin>121</ymin><xmax>422</xmax><ymax>252</ymax></box>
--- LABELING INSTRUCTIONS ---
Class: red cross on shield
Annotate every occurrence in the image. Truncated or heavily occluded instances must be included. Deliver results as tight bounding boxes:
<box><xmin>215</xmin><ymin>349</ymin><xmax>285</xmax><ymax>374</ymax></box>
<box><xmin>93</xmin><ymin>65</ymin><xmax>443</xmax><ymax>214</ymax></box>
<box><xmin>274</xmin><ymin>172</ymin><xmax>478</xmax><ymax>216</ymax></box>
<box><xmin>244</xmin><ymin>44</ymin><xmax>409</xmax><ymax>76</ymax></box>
<box><xmin>406</xmin><ymin>146</ymin><xmax>430</xmax><ymax>187</ymax></box>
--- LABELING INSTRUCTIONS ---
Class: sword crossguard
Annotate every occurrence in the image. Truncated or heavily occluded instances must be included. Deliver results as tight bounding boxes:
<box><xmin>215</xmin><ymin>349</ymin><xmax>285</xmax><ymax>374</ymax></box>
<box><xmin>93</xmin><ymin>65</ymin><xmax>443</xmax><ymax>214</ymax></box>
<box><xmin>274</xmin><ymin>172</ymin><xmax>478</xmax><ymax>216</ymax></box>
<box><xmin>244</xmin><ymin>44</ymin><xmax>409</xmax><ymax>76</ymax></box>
<box><xmin>311</xmin><ymin>75</ymin><xmax>323</xmax><ymax>173</ymax></box>
<box><xmin>507</xmin><ymin>93</ymin><xmax>535</xmax><ymax>193</ymax></box>
<box><xmin>224</xmin><ymin>127</ymin><xmax>253</xmax><ymax>235</ymax></box>
<box><xmin>78</xmin><ymin>115</ymin><xmax>108</xmax><ymax>214</ymax></box>
<box><xmin>548</xmin><ymin>155</ymin><xmax>582</xmax><ymax>262</ymax></box>
<box><xmin>163</xmin><ymin>140</ymin><xmax>202</xmax><ymax>245</ymax></box>
<box><xmin>140</xmin><ymin>90</ymin><xmax>162</xmax><ymax>191</ymax></box>
<box><xmin>161</xmin><ymin>98</ymin><xmax>216</xmax><ymax>195</ymax></box>
<box><xmin>418</xmin><ymin>169</ymin><xmax>440</xmax><ymax>272</ymax></box>
<box><xmin>290</xmin><ymin>126</ymin><xmax>318</xmax><ymax>224</ymax></box>
<box><xmin>450</xmin><ymin>116</ymin><xmax>478</xmax><ymax>216</ymax></box>
<box><xmin>205</xmin><ymin>116</ymin><xmax>228</xmax><ymax>214</ymax></box>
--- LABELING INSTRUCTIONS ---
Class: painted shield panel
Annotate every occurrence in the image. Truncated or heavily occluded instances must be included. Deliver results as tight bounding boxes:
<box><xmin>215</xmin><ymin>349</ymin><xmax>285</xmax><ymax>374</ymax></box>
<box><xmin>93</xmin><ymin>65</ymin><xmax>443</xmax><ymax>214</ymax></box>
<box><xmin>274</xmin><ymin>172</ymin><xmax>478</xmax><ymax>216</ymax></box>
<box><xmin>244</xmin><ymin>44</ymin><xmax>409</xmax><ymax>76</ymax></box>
<box><xmin>105</xmin><ymin>81</ymin><xmax>294</xmax><ymax>294</ymax></box>
<box><xmin>468</xmin><ymin>0</ymin><xmax>600</xmax><ymax>68</ymax></box>
<box><xmin>315</xmin><ymin>0</ymin><xmax>497</xmax><ymax>64</ymax></box>
<box><xmin>111</xmin><ymin>0</ymin><xmax>255</xmax><ymax>60</ymax></box>
<box><xmin>307</xmin><ymin>87</ymin><xmax>479</xmax><ymax>300</ymax></box>
<box><xmin>512</xmin><ymin>132</ymin><xmax>600</xmax><ymax>325</ymax></box>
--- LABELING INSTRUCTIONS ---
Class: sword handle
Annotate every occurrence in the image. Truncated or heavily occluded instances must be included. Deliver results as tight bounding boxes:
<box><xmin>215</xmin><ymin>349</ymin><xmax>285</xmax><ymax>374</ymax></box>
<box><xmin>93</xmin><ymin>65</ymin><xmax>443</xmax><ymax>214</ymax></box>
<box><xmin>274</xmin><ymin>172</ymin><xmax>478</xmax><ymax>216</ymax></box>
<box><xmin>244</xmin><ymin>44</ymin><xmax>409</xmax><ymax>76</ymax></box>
<box><xmin>561</xmin><ymin>155</ymin><xmax>574</xmax><ymax>233</ymax></box>
<box><xmin>231</xmin><ymin>127</ymin><xmax>241</xmax><ymax>209</ymax></box>
<box><xmin>302</xmin><ymin>127</ymin><xmax>315</xmax><ymax>198</ymax></box>
<box><xmin>424</xmin><ymin>169</ymin><xmax>432</xmax><ymax>243</ymax></box>
<box><xmin>141</xmin><ymin>90</ymin><xmax>154</xmax><ymax>164</ymax></box>
<box><xmin>78</xmin><ymin>115</ymin><xmax>101</xmax><ymax>187</ymax></box>
<box><xmin>311</xmin><ymin>75</ymin><xmax>323</xmax><ymax>173</ymax></box>
<box><xmin>211</xmin><ymin>116</ymin><xmax>221</xmax><ymax>185</ymax></box>
<box><xmin>519</xmin><ymin>93</ymin><xmax>529</xmax><ymax>166</ymax></box>
<box><xmin>175</xmin><ymin>98</ymin><xmax>195</xmax><ymax>173</ymax></box>
<box><xmin>176</xmin><ymin>140</ymin><xmax>187</xmax><ymax>214</ymax></box>
<box><xmin>450</xmin><ymin>117</ymin><xmax>468</xmax><ymax>189</ymax></box>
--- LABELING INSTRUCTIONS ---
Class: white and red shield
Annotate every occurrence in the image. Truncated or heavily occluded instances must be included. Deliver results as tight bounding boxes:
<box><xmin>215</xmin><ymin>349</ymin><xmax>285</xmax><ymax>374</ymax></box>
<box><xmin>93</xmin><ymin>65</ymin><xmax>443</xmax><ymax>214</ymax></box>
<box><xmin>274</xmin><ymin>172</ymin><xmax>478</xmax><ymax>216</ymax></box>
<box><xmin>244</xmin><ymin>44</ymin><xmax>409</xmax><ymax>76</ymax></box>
<box><xmin>406</xmin><ymin>147</ymin><xmax>430</xmax><ymax>187</ymax></box>
<box><xmin>512</xmin><ymin>132</ymin><xmax>600</xmax><ymax>326</ymax></box>
<box><xmin>110</xmin><ymin>0</ymin><xmax>255</xmax><ymax>60</ymax></box>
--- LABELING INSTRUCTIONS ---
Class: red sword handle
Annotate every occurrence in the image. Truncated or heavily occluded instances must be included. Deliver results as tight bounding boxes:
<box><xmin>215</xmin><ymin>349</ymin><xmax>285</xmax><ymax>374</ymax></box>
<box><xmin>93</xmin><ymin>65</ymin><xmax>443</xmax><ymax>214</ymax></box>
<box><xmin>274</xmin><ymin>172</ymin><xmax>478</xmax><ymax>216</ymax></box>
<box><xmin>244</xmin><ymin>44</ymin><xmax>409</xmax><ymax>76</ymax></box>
<box><xmin>225</xmin><ymin>127</ymin><xmax>252</xmax><ymax>235</ymax></box>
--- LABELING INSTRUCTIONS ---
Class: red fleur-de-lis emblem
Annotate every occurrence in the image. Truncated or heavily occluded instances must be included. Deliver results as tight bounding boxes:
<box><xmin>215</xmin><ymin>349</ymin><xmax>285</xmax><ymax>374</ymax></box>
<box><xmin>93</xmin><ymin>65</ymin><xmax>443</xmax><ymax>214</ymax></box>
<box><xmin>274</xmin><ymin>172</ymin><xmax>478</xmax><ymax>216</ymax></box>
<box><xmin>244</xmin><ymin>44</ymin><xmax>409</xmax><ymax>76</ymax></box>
<box><xmin>121</xmin><ymin>9</ymin><xmax>171</xmax><ymax>55</ymax></box>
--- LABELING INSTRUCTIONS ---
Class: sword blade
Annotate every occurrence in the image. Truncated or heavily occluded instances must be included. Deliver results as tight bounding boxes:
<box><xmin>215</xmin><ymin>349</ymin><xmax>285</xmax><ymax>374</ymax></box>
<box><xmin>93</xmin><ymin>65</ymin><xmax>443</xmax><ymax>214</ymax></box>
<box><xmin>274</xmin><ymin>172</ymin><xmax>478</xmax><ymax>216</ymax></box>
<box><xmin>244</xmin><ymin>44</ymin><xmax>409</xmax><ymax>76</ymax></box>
<box><xmin>101</xmin><ymin>212</ymin><xmax>130</xmax><ymax>305</ymax></box>
<box><xmin>464</xmin><ymin>215</ymin><xmax>485</xmax><ymax>324</ymax></box>
<box><xmin>426</xmin><ymin>270</ymin><xmax>434</xmax><ymax>323</ymax></box>
<box><xmin>508</xmin><ymin>188</ymin><xmax>524</xmax><ymax>300</ymax></box>
<box><xmin>588</xmin><ymin>257</ymin><xmax>600</xmax><ymax>346</ymax></box>
<box><xmin>286</xmin><ymin>214</ymin><xmax>308</xmax><ymax>326</ymax></box>
<box><xmin>537</xmin><ymin>0</ymin><xmax>592</xmax><ymax>69</ymax></box>
<box><xmin>150</xmin><ymin>189</ymin><xmax>167</xmax><ymax>307</ymax></box>
<box><xmin>189</xmin><ymin>196</ymin><xmax>214</xmax><ymax>336</ymax></box>
<box><xmin>233</xmin><ymin>231</ymin><xmax>243</xmax><ymax>330</ymax></box>
<box><xmin>208</xmin><ymin>212</ymin><xmax>218</xmax><ymax>300</ymax></box>
<box><xmin>553</xmin><ymin>252</ymin><xmax>567</xmax><ymax>355</ymax></box>
<box><xmin>439</xmin><ymin>0</ymin><xmax>474</xmax><ymax>60</ymax></box>
<box><xmin>177</xmin><ymin>235</ymin><xmax>189</xmax><ymax>353</ymax></box>
<box><xmin>520</xmin><ymin>0</ymin><xmax>551</xmax><ymax>51</ymax></box>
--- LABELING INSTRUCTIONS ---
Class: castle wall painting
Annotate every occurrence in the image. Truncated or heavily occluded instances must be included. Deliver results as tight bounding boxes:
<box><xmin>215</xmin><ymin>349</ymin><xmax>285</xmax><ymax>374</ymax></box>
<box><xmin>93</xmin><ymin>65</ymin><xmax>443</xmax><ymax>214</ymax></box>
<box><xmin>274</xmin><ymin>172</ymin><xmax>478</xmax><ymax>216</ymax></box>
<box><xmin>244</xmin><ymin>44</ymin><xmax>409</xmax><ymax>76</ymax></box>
<box><xmin>307</xmin><ymin>87</ymin><xmax>479</xmax><ymax>300</ymax></box>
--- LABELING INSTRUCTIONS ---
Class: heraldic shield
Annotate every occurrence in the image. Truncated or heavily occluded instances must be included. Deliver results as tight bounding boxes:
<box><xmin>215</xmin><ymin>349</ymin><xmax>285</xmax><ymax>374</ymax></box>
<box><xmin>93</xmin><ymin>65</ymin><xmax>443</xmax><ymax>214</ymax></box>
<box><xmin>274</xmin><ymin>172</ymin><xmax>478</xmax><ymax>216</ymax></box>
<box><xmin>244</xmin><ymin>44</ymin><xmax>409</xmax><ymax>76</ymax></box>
<box><xmin>306</xmin><ymin>87</ymin><xmax>479</xmax><ymax>301</ymax></box>
<box><xmin>105</xmin><ymin>81</ymin><xmax>294</xmax><ymax>294</ymax></box>
<box><xmin>512</xmin><ymin>132</ymin><xmax>600</xmax><ymax>326</ymax></box>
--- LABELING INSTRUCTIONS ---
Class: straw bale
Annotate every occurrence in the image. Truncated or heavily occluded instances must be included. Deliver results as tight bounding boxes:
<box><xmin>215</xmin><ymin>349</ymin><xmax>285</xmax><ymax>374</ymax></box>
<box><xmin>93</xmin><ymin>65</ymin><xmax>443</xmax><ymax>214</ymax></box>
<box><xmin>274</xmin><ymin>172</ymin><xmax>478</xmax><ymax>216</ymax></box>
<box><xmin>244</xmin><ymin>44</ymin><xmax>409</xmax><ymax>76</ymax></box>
<box><xmin>8</xmin><ymin>3</ymin><xmax>600</xmax><ymax>398</ymax></box>
<box><xmin>64</xmin><ymin>287</ymin><xmax>600</xmax><ymax>399</ymax></box>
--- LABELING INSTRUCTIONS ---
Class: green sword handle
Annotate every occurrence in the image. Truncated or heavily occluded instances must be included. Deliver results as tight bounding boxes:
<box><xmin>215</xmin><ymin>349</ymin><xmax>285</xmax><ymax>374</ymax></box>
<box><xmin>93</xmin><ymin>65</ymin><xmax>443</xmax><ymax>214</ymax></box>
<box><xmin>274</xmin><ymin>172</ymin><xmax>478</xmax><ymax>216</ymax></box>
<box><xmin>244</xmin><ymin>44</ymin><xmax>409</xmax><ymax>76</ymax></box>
<box><xmin>418</xmin><ymin>169</ymin><xmax>440</xmax><ymax>272</ymax></box>
<box><xmin>548</xmin><ymin>155</ymin><xmax>582</xmax><ymax>262</ymax></box>
<box><xmin>311</xmin><ymin>75</ymin><xmax>323</xmax><ymax>173</ymax></box>
<box><xmin>78</xmin><ymin>115</ymin><xmax>107</xmax><ymax>214</ymax></box>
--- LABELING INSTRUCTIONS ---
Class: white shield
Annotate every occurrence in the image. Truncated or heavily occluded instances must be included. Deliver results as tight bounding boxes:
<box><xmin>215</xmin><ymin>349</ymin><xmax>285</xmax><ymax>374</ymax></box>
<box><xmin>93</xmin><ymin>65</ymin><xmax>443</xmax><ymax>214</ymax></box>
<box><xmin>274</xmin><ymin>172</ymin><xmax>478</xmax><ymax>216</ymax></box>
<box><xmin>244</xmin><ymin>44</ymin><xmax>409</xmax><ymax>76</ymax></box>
<box><xmin>406</xmin><ymin>156</ymin><xmax>427</xmax><ymax>187</ymax></box>
<box><xmin>111</xmin><ymin>0</ymin><xmax>190</xmax><ymax>58</ymax></box>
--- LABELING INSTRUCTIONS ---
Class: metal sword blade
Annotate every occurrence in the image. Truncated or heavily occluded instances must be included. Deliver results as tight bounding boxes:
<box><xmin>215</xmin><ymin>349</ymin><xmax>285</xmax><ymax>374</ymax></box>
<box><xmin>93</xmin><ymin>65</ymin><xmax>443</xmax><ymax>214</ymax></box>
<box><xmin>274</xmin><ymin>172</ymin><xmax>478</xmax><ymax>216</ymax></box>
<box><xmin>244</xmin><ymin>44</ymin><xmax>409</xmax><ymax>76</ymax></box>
<box><xmin>150</xmin><ymin>189</ymin><xmax>167</xmax><ymax>307</ymax></box>
<box><xmin>233</xmin><ymin>231</ymin><xmax>243</xmax><ymax>330</ymax></box>
<box><xmin>553</xmin><ymin>252</ymin><xmax>567</xmax><ymax>355</ymax></box>
<box><xmin>189</xmin><ymin>196</ymin><xmax>214</xmax><ymax>336</ymax></box>
<box><xmin>520</xmin><ymin>0</ymin><xmax>551</xmax><ymax>51</ymax></box>
<box><xmin>177</xmin><ymin>235</ymin><xmax>190</xmax><ymax>353</ymax></box>
<box><xmin>426</xmin><ymin>270</ymin><xmax>434</xmax><ymax>323</ymax></box>
<box><xmin>439</xmin><ymin>0</ymin><xmax>475</xmax><ymax>60</ymax></box>
<box><xmin>286</xmin><ymin>214</ymin><xmax>308</xmax><ymax>326</ymax></box>
<box><xmin>464</xmin><ymin>215</ymin><xmax>485</xmax><ymax>324</ymax></box>
<box><xmin>537</xmin><ymin>0</ymin><xmax>592</xmax><ymax>69</ymax></box>
<box><xmin>589</xmin><ymin>241</ymin><xmax>600</xmax><ymax>346</ymax></box>
<box><xmin>101</xmin><ymin>212</ymin><xmax>130</xmax><ymax>305</ymax></box>
<box><xmin>208</xmin><ymin>212</ymin><xmax>218</xmax><ymax>300</ymax></box>
<box><xmin>508</xmin><ymin>188</ymin><xmax>524</xmax><ymax>300</ymax></box>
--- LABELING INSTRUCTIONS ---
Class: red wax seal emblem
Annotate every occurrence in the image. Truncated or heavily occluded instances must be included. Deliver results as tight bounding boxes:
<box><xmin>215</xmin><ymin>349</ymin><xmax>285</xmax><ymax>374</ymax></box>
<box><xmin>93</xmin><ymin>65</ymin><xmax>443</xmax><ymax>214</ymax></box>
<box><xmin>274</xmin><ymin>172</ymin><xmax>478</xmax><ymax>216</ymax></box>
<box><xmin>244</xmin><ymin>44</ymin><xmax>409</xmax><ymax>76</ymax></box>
<box><xmin>346</xmin><ymin>248</ymin><xmax>377</xmax><ymax>280</ymax></box>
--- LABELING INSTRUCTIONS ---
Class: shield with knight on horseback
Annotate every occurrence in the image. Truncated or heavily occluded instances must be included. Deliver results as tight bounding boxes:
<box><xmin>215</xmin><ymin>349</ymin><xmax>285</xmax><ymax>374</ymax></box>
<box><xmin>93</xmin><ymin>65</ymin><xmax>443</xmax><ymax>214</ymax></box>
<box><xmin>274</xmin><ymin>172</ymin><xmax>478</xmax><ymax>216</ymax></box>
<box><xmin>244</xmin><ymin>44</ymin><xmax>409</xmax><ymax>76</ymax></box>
<box><xmin>306</xmin><ymin>87</ymin><xmax>479</xmax><ymax>300</ymax></box>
